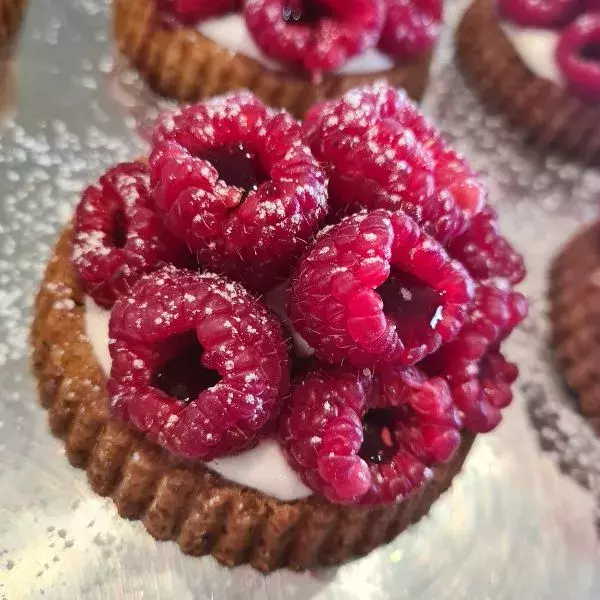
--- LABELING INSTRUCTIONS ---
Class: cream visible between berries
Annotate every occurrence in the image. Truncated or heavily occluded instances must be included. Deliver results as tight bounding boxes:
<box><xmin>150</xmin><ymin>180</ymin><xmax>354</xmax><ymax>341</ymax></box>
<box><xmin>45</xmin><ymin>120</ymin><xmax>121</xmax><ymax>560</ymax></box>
<box><xmin>498</xmin><ymin>0</ymin><xmax>600</xmax><ymax>102</ymax></box>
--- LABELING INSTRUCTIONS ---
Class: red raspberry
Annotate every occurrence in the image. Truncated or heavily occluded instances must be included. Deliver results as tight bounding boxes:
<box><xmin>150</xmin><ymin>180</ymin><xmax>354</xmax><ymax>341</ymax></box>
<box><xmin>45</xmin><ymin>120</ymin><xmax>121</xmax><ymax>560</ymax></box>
<box><xmin>448</xmin><ymin>206</ymin><xmax>526</xmax><ymax>285</ymax></box>
<box><xmin>497</xmin><ymin>0</ymin><xmax>579</xmax><ymax>27</ymax></box>
<box><xmin>107</xmin><ymin>266</ymin><xmax>290</xmax><ymax>460</ymax></box>
<box><xmin>149</xmin><ymin>92</ymin><xmax>328</xmax><ymax>293</ymax></box>
<box><xmin>378</xmin><ymin>0</ymin><xmax>443</xmax><ymax>60</ymax></box>
<box><xmin>279</xmin><ymin>365</ymin><xmax>461</xmax><ymax>504</ymax></box>
<box><xmin>422</xmin><ymin>280</ymin><xmax>527</xmax><ymax>432</ymax></box>
<box><xmin>449</xmin><ymin>350</ymin><xmax>519</xmax><ymax>433</ymax></box>
<box><xmin>72</xmin><ymin>162</ymin><xmax>189</xmax><ymax>309</ymax></box>
<box><xmin>243</xmin><ymin>0</ymin><xmax>385</xmax><ymax>78</ymax></box>
<box><xmin>289</xmin><ymin>209</ymin><xmax>474</xmax><ymax>368</ymax></box>
<box><xmin>557</xmin><ymin>14</ymin><xmax>600</xmax><ymax>103</ymax></box>
<box><xmin>303</xmin><ymin>83</ymin><xmax>486</xmax><ymax>243</ymax></box>
<box><xmin>156</xmin><ymin>0</ymin><xmax>240</xmax><ymax>25</ymax></box>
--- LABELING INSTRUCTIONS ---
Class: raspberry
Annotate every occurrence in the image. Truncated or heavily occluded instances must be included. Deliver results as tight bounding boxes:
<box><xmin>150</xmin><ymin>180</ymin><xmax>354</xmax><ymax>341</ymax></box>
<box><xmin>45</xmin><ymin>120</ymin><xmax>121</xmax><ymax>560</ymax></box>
<box><xmin>303</xmin><ymin>83</ymin><xmax>486</xmax><ymax>243</ymax></box>
<box><xmin>378</xmin><ymin>0</ymin><xmax>443</xmax><ymax>60</ymax></box>
<box><xmin>279</xmin><ymin>365</ymin><xmax>461</xmax><ymax>504</ymax></box>
<box><xmin>497</xmin><ymin>0</ymin><xmax>580</xmax><ymax>27</ymax></box>
<box><xmin>448</xmin><ymin>206</ymin><xmax>525</xmax><ymax>285</ymax></box>
<box><xmin>422</xmin><ymin>280</ymin><xmax>527</xmax><ymax>432</ymax></box>
<box><xmin>557</xmin><ymin>14</ymin><xmax>600</xmax><ymax>103</ymax></box>
<box><xmin>149</xmin><ymin>92</ymin><xmax>328</xmax><ymax>292</ymax></box>
<box><xmin>156</xmin><ymin>0</ymin><xmax>240</xmax><ymax>25</ymax></box>
<box><xmin>243</xmin><ymin>0</ymin><xmax>385</xmax><ymax>78</ymax></box>
<box><xmin>289</xmin><ymin>209</ymin><xmax>474</xmax><ymax>368</ymax></box>
<box><xmin>108</xmin><ymin>266</ymin><xmax>290</xmax><ymax>460</ymax></box>
<box><xmin>448</xmin><ymin>350</ymin><xmax>519</xmax><ymax>433</ymax></box>
<box><xmin>72</xmin><ymin>162</ymin><xmax>189</xmax><ymax>309</ymax></box>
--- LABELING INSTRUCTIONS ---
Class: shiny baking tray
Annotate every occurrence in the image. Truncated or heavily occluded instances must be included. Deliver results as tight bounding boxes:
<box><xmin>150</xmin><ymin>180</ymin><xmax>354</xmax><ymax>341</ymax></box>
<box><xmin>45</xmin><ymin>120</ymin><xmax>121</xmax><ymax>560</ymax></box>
<box><xmin>2</xmin><ymin>1</ymin><xmax>600</xmax><ymax>598</ymax></box>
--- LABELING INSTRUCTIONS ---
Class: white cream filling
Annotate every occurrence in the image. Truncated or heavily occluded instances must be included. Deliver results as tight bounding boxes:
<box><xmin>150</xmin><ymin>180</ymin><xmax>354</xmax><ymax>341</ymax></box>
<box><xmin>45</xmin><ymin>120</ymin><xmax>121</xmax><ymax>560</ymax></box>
<box><xmin>500</xmin><ymin>22</ymin><xmax>564</xmax><ymax>86</ymax></box>
<box><xmin>84</xmin><ymin>296</ymin><xmax>312</xmax><ymax>501</ymax></box>
<box><xmin>197</xmin><ymin>13</ymin><xmax>395</xmax><ymax>75</ymax></box>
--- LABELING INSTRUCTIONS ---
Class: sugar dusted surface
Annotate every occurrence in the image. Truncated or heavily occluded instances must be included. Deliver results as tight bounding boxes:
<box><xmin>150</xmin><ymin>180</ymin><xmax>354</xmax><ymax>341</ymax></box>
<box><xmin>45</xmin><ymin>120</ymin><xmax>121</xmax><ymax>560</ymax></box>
<box><xmin>4</xmin><ymin>0</ymin><xmax>600</xmax><ymax>597</ymax></box>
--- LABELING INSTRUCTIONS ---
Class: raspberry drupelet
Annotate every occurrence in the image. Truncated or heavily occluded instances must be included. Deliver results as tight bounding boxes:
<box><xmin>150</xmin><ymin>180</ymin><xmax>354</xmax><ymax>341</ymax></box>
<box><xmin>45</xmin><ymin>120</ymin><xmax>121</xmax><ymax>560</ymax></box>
<box><xmin>108</xmin><ymin>266</ymin><xmax>290</xmax><ymax>460</ymax></box>
<box><xmin>72</xmin><ymin>162</ymin><xmax>189</xmax><ymax>308</ymax></box>
<box><xmin>149</xmin><ymin>92</ymin><xmax>328</xmax><ymax>292</ymax></box>
<box><xmin>279</xmin><ymin>364</ymin><xmax>461</xmax><ymax>504</ymax></box>
<box><xmin>243</xmin><ymin>0</ymin><xmax>386</xmax><ymax>78</ymax></box>
<box><xmin>289</xmin><ymin>209</ymin><xmax>474</xmax><ymax>368</ymax></box>
<box><xmin>448</xmin><ymin>206</ymin><xmax>526</xmax><ymax>285</ymax></box>
<box><xmin>303</xmin><ymin>82</ymin><xmax>486</xmax><ymax>243</ymax></box>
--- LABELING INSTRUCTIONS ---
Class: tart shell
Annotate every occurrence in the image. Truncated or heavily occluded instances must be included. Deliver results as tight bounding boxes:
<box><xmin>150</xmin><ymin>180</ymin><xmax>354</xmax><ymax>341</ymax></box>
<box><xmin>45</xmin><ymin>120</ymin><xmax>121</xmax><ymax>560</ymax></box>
<box><xmin>0</xmin><ymin>0</ymin><xmax>26</xmax><ymax>47</ymax></box>
<box><xmin>456</xmin><ymin>0</ymin><xmax>600</xmax><ymax>165</ymax></box>
<box><xmin>112</xmin><ymin>0</ymin><xmax>432</xmax><ymax>117</ymax></box>
<box><xmin>550</xmin><ymin>222</ymin><xmax>600</xmax><ymax>435</ymax></box>
<box><xmin>31</xmin><ymin>228</ymin><xmax>475</xmax><ymax>572</ymax></box>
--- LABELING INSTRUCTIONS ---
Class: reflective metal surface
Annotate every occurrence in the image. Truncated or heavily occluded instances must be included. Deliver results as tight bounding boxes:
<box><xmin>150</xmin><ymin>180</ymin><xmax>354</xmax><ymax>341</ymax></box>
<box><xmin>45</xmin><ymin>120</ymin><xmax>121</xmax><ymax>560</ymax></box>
<box><xmin>1</xmin><ymin>1</ymin><xmax>600</xmax><ymax>598</ymax></box>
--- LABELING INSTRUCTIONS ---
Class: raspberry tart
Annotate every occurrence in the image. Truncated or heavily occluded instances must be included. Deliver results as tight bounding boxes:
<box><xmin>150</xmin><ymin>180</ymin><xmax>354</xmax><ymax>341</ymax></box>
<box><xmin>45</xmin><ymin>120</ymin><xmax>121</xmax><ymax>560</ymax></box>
<box><xmin>31</xmin><ymin>87</ymin><xmax>527</xmax><ymax>571</ymax></box>
<box><xmin>0</xmin><ymin>0</ymin><xmax>26</xmax><ymax>47</ymax></box>
<box><xmin>113</xmin><ymin>0</ymin><xmax>442</xmax><ymax>116</ymax></box>
<box><xmin>550</xmin><ymin>219</ymin><xmax>600</xmax><ymax>434</ymax></box>
<box><xmin>457</xmin><ymin>0</ymin><xmax>600</xmax><ymax>164</ymax></box>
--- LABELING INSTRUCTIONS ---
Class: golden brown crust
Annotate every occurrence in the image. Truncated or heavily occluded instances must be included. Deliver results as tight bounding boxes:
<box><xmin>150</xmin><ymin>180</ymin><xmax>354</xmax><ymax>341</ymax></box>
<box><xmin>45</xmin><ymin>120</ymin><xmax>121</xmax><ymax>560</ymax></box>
<box><xmin>0</xmin><ymin>0</ymin><xmax>26</xmax><ymax>48</ymax></box>
<box><xmin>456</xmin><ymin>0</ymin><xmax>600</xmax><ymax>165</ymax></box>
<box><xmin>549</xmin><ymin>222</ymin><xmax>600</xmax><ymax>435</ymax></box>
<box><xmin>112</xmin><ymin>0</ymin><xmax>431</xmax><ymax>116</ymax></box>
<box><xmin>31</xmin><ymin>228</ymin><xmax>475</xmax><ymax>571</ymax></box>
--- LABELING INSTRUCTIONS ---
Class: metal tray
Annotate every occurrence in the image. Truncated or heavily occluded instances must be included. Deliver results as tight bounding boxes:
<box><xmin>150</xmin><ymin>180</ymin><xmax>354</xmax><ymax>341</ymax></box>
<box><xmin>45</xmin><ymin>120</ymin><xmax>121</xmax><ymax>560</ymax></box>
<box><xmin>1</xmin><ymin>1</ymin><xmax>600</xmax><ymax>598</ymax></box>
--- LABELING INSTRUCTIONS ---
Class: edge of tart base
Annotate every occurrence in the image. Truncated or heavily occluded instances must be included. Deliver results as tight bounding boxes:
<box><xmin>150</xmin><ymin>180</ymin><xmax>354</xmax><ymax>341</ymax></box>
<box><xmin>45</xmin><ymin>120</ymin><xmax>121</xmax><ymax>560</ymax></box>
<box><xmin>31</xmin><ymin>226</ymin><xmax>475</xmax><ymax>572</ymax></box>
<box><xmin>549</xmin><ymin>221</ymin><xmax>600</xmax><ymax>435</ymax></box>
<box><xmin>112</xmin><ymin>0</ymin><xmax>432</xmax><ymax>116</ymax></box>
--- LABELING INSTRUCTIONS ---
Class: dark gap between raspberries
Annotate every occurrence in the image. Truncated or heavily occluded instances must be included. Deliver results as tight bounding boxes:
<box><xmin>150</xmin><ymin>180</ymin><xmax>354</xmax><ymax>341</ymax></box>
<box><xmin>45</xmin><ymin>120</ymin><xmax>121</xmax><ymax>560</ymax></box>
<box><xmin>201</xmin><ymin>143</ymin><xmax>268</xmax><ymax>200</ymax></box>
<box><xmin>581</xmin><ymin>41</ymin><xmax>600</xmax><ymax>61</ymax></box>
<box><xmin>358</xmin><ymin>408</ymin><xmax>399</xmax><ymax>464</ymax></box>
<box><xmin>111</xmin><ymin>208</ymin><xmax>128</xmax><ymax>249</ymax></box>
<box><xmin>151</xmin><ymin>331</ymin><xmax>221</xmax><ymax>403</ymax></box>
<box><xmin>377</xmin><ymin>269</ymin><xmax>444</xmax><ymax>342</ymax></box>
<box><xmin>282</xmin><ymin>0</ymin><xmax>332</xmax><ymax>25</ymax></box>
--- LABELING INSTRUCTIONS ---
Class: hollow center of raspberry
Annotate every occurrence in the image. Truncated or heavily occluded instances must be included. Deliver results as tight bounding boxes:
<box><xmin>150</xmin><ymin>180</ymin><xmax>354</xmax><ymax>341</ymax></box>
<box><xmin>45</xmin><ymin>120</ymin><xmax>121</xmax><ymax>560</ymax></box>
<box><xmin>378</xmin><ymin>270</ymin><xmax>444</xmax><ymax>345</ymax></box>
<box><xmin>358</xmin><ymin>409</ymin><xmax>398</xmax><ymax>464</ymax></box>
<box><xmin>282</xmin><ymin>0</ymin><xmax>331</xmax><ymax>25</ymax></box>
<box><xmin>111</xmin><ymin>209</ymin><xmax>127</xmax><ymax>249</ymax></box>
<box><xmin>581</xmin><ymin>41</ymin><xmax>600</xmax><ymax>62</ymax></box>
<box><xmin>201</xmin><ymin>143</ymin><xmax>268</xmax><ymax>195</ymax></box>
<box><xmin>152</xmin><ymin>334</ymin><xmax>221</xmax><ymax>403</ymax></box>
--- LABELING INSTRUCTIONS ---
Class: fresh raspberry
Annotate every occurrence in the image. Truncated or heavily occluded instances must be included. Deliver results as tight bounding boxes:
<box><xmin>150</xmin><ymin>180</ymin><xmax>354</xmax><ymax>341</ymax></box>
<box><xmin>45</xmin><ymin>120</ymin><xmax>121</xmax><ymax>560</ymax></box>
<box><xmin>279</xmin><ymin>365</ymin><xmax>461</xmax><ymax>504</ymax></box>
<box><xmin>108</xmin><ymin>266</ymin><xmax>290</xmax><ymax>460</ymax></box>
<box><xmin>289</xmin><ymin>209</ymin><xmax>474</xmax><ymax>368</ymax></box>
<box><xmin>448</xmin><ymin>206</ymin><xmax>526</xmax><ymax>285</ymax></box>
<box><xmin>448</xmin><ymin>350</ymin><xmax>518</xmax><ymax>433</ymax></box>
<box><xmin>378</xmin><ymin>0</ymin><xmax>443</xmax><ymax>60</ymax></box>
<box><xmin>557</xmin><ymin>14</ymin><xmax>600</xmax><ymax>103</ymax></box>
<box><xmin>243</xmin><ymin>0</ymin><xmax>385</xmax><ymax>78</ymax></box>
<box><xmin>303</xmin><ymin>83</ymin><xmax>486</xmax><ymax>243</ymax></box>
<box><xmin>497</xmin><ymin>0</ymin><xmax>580</xmax><ymax>27</ymax></box>
<box><xmin>156</xmin><ymin>0</ymin><xmax>240</xmax><ymax>26</ymax></box>
<box><xmin>422</xmin><ymin>280</ymin><xmax>527</xmax><ymax>432</ymax></box>
<box><xmin>72</xmin><ymin>162</ymin><xmax>189</xmax><ymax>309</ymax></box>
<box><xmin>149</xmin><ymin>92</ymin><xmax>328</xmax><ymax>293</ymax></box>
